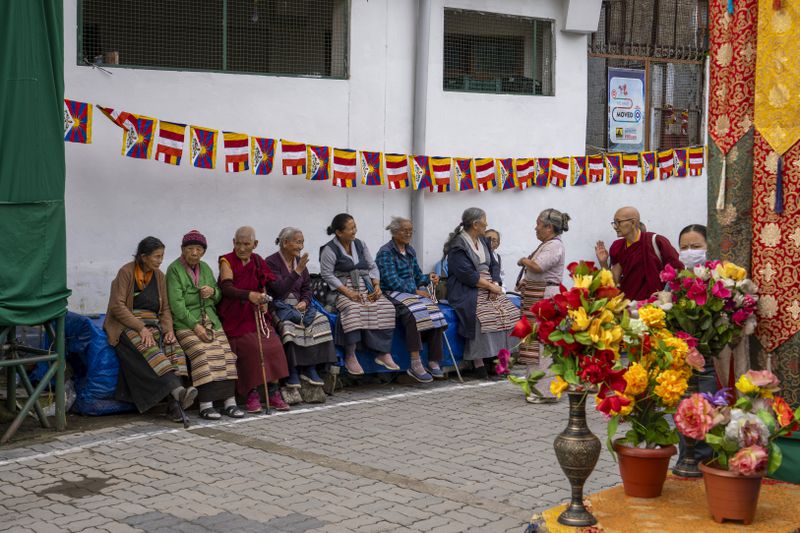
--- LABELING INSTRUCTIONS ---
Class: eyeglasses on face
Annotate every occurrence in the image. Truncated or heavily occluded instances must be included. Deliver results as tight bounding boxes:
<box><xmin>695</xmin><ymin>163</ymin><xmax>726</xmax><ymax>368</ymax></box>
<box><xmin>611</xmin><ymin>218</ymin><xmax>635</xmax><ymax>228</ymax></box>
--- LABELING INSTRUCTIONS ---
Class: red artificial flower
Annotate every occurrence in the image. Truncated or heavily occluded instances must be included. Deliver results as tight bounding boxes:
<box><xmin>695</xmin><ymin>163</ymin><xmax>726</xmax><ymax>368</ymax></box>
<box><xmin>510</xmin><ymin>316</ymin><xmax>533</xmax><ymax>338</ymax></box>
<box><xmin>674</xmin><ymin>331</ymin><xmax>698</xmax><ymax>348</ymax></box>
<box><xmin>555</xmin><ymin>287</ymin><xmax>586</xmax><ymax>310</ymax></box>
<box><xmin>597</xmin><ymin>390</ymin><xmax>631</xmax><ymax>416</ymax></box>
<box><xmin>537</xmin><ymin>320</ymin><xmax>556</xmax><ymax>344</ymax></box>
<box><xmin>566</xmin><ymin>261</ymin><xmax>580</xmax><ymax>276</ymax></box>
<box><xmin>531</xmin><ymin>298</ymin><xmax>558</xmax><ymax>320</ymax></box>
<box><xmin>686</xmin><ymin>278</ymin><xmax>708</xmax><ymax>306</ymax></box>
<box><xmin>577</xmin><ymin>350</ymin><xmax>617</xmax><ymax>385</ymax></box>
<box><xmin>595</xmin><ymin>286</ymin><xmax>621</xmax><ymax>300</ymax></box>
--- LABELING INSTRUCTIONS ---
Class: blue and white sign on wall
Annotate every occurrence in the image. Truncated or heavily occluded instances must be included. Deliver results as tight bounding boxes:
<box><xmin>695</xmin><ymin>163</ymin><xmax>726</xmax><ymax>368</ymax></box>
<box><xmin>608</xmin><ymin>67</ymin><xmax>645</xmax><ymax>153</ymax></box>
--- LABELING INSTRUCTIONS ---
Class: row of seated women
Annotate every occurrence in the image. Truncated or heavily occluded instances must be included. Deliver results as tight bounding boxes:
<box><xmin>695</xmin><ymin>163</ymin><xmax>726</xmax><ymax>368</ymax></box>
<box><xmin>103</xmin><ymin>207</ymin><xmax>526</xmax><ymax>423</ymax></box>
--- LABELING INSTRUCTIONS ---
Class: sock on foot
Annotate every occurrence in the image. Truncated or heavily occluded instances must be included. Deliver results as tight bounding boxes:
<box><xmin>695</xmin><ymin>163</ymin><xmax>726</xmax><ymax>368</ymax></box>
<box><xmin>224</xmin><ymin>397</ymin><xmax>237</xmax><ymax>408</ymax></box>
<box><xmin>199</xmin><ymin>401</ymin><xmax>213</xmax><ymax>411</ymax></box>
<box><xmin>411</xmin><ymin>359</ymin><xmax>426</xmax><ymax>373</ymax></box>
<box><xmin>171</xmin><ymin>386</ymin><xmax>184</xmax><ymax>401</ymax></box>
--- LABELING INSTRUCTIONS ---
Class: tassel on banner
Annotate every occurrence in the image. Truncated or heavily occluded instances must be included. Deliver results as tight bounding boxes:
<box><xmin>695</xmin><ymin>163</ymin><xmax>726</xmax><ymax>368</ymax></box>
<box><xmin>728</xmin><ymin>0</ymin><xmax>734</xmax><ymax>14</ymax></box>
<box><xmin>775</xmin><ymin>155</ymin><xmax>784</xmax><ymax>214</ymax></box>
<box><xmin>716</xmin><ymin>155</ymin><xmax>727</xmax><ymax>211</ymax></box>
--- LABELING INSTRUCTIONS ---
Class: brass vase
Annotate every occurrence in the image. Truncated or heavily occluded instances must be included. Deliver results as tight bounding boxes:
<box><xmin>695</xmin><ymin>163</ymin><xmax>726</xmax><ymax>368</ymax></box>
<box><xmin>672</xmin><ymin>371</ymin><xmax>702</xmax><ymax>477</ymax></box>
<box><xmin>553</xmin><ymin>391</ymin><xmax>601</xmax><ymax>527</ymax></box>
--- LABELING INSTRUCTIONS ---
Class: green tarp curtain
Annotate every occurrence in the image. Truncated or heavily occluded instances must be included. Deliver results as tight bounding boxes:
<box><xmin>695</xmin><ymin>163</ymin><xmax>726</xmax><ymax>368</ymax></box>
<box><xmin>0</xmin><ymin>0</ymin><xmax>70</xmax><ymax>325</ymax></box>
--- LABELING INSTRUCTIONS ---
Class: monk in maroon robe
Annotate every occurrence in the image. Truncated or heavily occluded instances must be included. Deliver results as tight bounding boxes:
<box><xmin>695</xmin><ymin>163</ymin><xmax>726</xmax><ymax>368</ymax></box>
<box><xmin>595</xmin><ymin>206</ymin><xmax>683</xmax><ymax>301</ymax></box>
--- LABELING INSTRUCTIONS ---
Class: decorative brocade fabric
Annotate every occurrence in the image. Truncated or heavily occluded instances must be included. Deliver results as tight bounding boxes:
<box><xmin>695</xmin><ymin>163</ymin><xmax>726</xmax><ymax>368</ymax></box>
<box><xmin>752</xmin><ymin>132</ymin><xmax>800</xmax><ymax>352</ymax></box>
<box><xmin>754</xmin><ymin>2</ymin><xmax>800</xmax><ymax>156</ymax></box>
<box><xmin>708</xmin><ymin>0</ymin><xmax>757</xmax><ymax>155</ymax></box>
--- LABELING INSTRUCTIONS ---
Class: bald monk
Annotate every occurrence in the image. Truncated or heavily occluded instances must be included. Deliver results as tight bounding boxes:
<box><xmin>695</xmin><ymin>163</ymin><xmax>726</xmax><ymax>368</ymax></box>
<box><xmin>594</xmin><ymin>207</ymin><xmax>683</xmax><ymax>301</ymax></box>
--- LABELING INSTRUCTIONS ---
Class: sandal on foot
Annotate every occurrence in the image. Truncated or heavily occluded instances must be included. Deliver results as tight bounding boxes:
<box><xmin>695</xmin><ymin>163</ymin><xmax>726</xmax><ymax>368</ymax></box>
<box><xmin>199</xmin><ymin>407</ymin><xmax>222</xmax><ymax>420</ymax></box>
<box><xmin>179</xmin><ymin>386</ymin><xmax>198</xmax><ymax>409</ymax></box>
<box><xmin>222</xmin><ymin>405</ymin><xmax>245</xmax><ymax>418</ymax></box>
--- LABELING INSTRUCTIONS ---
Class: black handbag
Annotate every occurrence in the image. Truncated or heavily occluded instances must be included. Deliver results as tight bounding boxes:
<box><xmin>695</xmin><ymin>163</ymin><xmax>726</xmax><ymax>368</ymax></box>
<box><xmin>309</xmin><ymin>273</ymin><xmax>338</xmax><ymax>311</ymax></box>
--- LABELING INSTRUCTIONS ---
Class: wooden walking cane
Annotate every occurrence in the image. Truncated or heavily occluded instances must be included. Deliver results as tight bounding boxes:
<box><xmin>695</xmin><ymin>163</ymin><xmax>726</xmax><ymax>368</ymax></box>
<box><xmin>254</xmin><ymin>294</ymin><xmax>272</xmax><ymax>414</ymax></box>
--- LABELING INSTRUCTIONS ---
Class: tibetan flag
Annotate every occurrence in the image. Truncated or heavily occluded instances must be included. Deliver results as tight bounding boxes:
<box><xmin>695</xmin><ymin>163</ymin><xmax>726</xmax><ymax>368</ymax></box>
<box><xmin>621</xmin><ymin>154</ymin><xmax>639</xmax><ymax>184</ymax></box>
<box><xmin>281</xmin><ymin>140</ymin><xmax>307</xmax><ymax>175</ymax></box>
<box><xmin>454</xmin><ymin>158</ymin><xmax>475</xmax><ymax>191</ymax></box>
<box><xmin>190</xmin><ymin>126</ymin><xmax>218</xmax><ymax>169</ymax></box>
<box><xmin>360</xmin><ymin>151</ymin><xmax>384</xmax><ymax>185</ymax></box>
<box><xmin>474</xmin><ymin>158</ymin><xmax>496</xmax><ymax>191</ymax></box>
<box><xmin>385</xmin><ymin>153</ymin><xmax>410</xmax><ymax>189</ymax></box>
<box><xmin>588</xmin><ymin>155</ymin><xmax>605</xmax><ymax>183</ymax></box>
<box><xmin>549</xmin><ymin>158</ymin><xmax>569</xmax><ymax>188</ymax></box>
<box><xmin>496</xmin><ymin>158</ymin><xmax>516</xmax><ymax>190</ymax></box>
<box><xmin>307</xmin><ymin>145</ymin><xmax>331</xmax><ymax>181</ymax></box>
<box><xmin>154</xmin><ymin>120</ymin><xmax>186</xmax><ymax>165</ymax></box>
<box><xmin>658</xmin><ymin>149</ymin><xmax>674</xmax><ymax>180</ymax></box>
<box><xmin>121</xmin><ymin>115</ymin><xmax>156</xmax><ymax>159</ymax></box>
<box><xmin>515</xmin><ymin>158</ymin><xmax>535</xmax><ymax>189</ymax></box>
<box><xmin>570</xmin><ymin>156</ymin><xmax>588</xmax><ymax>186</ymax></box>
<box><xmin>641</xmin><ymin>151</ymin><xmax>656</xmax><ymax>182</ymax></box>
<box><xmin>688</xmin><ymin>147</ymin><xmax>705</xmax><ymax>176</ymax></box>
<box><xmin>223</xmin><ymin>132</ymin><xmax>249</xmax><ymax>173</ymax></box>
<box><xmin>606</xmin><ymin>153</ymin><xmax>622</xmax><ymax>184</ymax></box>
<box><xmin>332</xmin><ymin>148</ymin><xmax>357</xmax><ymax>188</ymax></box>
<box><xmin>97</xmin><ymin>105</ymin><xmax>134</xmax><ymax>130</ymax></box>
<box><xmin>673</xmin><ymin>148</ymin><xmax>688</xmax><ymax>177</ymax></box>
<box><xmin>430</xmin><ymin>157</ymin><xmax>452</xmax><ymax>192</ymax></box>
<box><xmin>534</xmin><ymin>158</ymin><xmax>551</xmax><ymax>187</ymax></box>
<box><xmin>251</xmin><ymin>137</ymin><xmax>275</xmax><ymax>175</ymax></box>
<box><xmin>411</xmin><ymin>155</ymin><xmax>433</xmax><ymax>190</ymax></box>
<box><xmin>64</xmin><ymin>99</ymin><xmax>92</xmax><ymax>143</ymax></box>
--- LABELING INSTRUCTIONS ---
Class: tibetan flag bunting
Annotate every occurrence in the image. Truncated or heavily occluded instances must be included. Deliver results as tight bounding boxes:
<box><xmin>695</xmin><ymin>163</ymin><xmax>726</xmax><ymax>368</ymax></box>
<box><xmin>534</xmin><ymin>158</ymin><xmax>551</xmax><ymax>187</ymax></box>
<box><xmin>454</xmin><ymin>158</ymin><xmax>475</xmax><ymax>191</ymax></box>
<box><xmin>64</xmin><ymin>99</ymin><xmax>92</xmax><ymax>143</ymax></box>
<box><xmin>549</xmin><ymin>158</ymin><xmax>569</xmax><ymax>188</ymax></box>
<box><xmin>385</xmin><ymin>153</ymin><xmax>410</xmax><ymax>189</ymax></box>
<box><xmin>621</xmin><ymin>154</ymin><xmax>639</xmax><ymax>184</ymax></box>
<box><xmin>281</xmin><ymin>140</ymin><xmax>307</xmax><ymax>175</ymax></box>
<box><xmin>496</xmin><ymin>158</ymin><xmax>516</xmax><ymax>190</ymax></box>
<box><xmin>360</xmin><ymin>151</ymin><xmax>384</xmax><ymax>186</ymax></box>
<box><xmin>673</xmin><ymin>148</ymin><xmax>689</xmax><ymax>177</ymax></box>
<box><xmin>430</xmin><ymin>157</ymin><xmax>452</xmax><ymax>192</ymax></box>
<box><xmin>515</xmin><ymin>158</ymin><xmax>535</xmax><ymax>189</ymax></box>
<box><xmin>474</xmin><ymin>158</ymin><xmax>496</xmax><ymax>191</ymax></box>
<box><xmin>688</xmin><ymin>147</ymin><xmax>705</xmax><ymax>176</ymax></box>
<box><xmin>223</xmin><ymin>132</ymin><xmax>249</xmax><ymax>173</ymax></box>
<box><xmin>97</xmin><ymin>105</ymin><xmax>133</xmax><ymax>130</ymax></box>
<box><xmin>605</xmin><ymin>153</ymin><xmax>622</xmax><ymax>184</ymax></box>
<box><xmin>332</xmin><ymin>148</ymin><xmax>357</xmax><ymax>188</ymax></box>
<box><xmin>251</xmin><ymin>137</ymin><xmax>275</xmax><ymax>175</ymax></box>
<box><xmin>658</xmin><ymin>149</ymin><xmax>674</xmax><ymax>180</ymax></box>
<box><xmin>641</xmin><ymin>151</ymin><xmax>656</xmax><ymax>182</ymax></box>
<box><xmin>570</xmin><ymin>156</ymin><xmax>588</xmax><ymax>186</ymax></box>
<box><xmin>154</xmin><ymin>121</ymin><xmax>186</xmax><ymax>166</ymax></box>
<box><xmin>190</xmin><ymin>126</ymin><xmax>218</xmax><ymax>169</ymax></box>
<box><xmin>121</xmin><ymin>115</ymin><xmax>156</xmax><ymax>159</ymax></box>
<box><xmin>588</xmin><ymin>155</ymin><xmax>605</xmax><ymax>183</ymax></box>
<box><xmin>307</xmin><ymin>145</ymin><xmax>331</xmax><ymax>181</ymax></box>
<box><xmin>411</xmin><ymin>155</ymin><xmax>433</xmax><ymax>191</ymax></box>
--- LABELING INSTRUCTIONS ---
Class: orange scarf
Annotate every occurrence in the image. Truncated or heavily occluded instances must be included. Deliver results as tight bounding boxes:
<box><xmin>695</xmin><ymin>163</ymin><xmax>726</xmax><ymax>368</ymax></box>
<box><xmin>134</xmin><ymin>263</ymin><xmax>154</xmax><ymax>291</ymax></box>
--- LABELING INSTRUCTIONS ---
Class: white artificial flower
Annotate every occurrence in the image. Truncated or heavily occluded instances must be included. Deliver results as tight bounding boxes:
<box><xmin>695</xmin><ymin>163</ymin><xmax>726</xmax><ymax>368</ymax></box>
<box><xmin>693</xmin><ymin>265</ymin><xmax>711</xmax><ymax>281</ymax></box>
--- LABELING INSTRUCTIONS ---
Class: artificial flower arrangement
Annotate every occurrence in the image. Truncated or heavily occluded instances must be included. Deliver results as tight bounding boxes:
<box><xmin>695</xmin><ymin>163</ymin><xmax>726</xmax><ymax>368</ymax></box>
<box><xmin>605</xmin><ymin>304</ymin><xmax>706</xmax><ymax>451</ymax></box>
<box><xmin>652</xmin><ymin>260</ymin><xmax>758</xmax><ymax>359</ymax></box>
<box><xmin>674</xmin><ymin>370</ymin><xmax>800</xmax><ymax>476</ymax></box>
<box><xmin>508</xmin><ymin>261</ymin><xmax>629</xmax><ymax>400</ymax></box>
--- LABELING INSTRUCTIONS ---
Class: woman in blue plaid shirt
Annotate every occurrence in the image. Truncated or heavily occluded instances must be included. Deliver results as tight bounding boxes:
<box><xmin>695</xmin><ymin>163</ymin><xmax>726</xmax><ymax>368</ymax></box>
<box><xmin>376</xmin><ymin>217</ymin><xmax>447</xmax><ymax>383</ymax></box>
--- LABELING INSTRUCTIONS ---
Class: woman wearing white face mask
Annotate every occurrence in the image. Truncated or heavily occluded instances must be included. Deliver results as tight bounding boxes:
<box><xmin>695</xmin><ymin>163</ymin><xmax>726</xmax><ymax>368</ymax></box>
<box><xmin>678</xmin><ymin>224</ymin><xmax>708</xmax><ymax>268</ymax></box>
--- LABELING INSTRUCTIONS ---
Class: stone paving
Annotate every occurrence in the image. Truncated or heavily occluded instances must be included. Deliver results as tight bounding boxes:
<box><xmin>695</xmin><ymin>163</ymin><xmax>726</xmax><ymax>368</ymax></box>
<box><xmin>0</xmin><ymin>377</ymin><xmax>623</xmax><ymax>532</ymax></box>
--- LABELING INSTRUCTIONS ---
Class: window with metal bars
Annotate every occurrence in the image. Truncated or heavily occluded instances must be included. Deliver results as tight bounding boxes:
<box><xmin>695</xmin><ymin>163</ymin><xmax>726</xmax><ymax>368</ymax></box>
<box><xmin>78</xmin><ymin>0</ymin><xmax>349</xmax><ymax>79</ymax></box>
<box><xmin>443</xmin><ymin>9</ymin><xmax>554</xmax><ymax>96</ymax></box>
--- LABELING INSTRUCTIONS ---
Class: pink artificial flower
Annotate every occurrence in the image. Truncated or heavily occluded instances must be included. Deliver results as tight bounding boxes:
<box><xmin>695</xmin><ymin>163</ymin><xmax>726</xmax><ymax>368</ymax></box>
<box><xmin>706</xmin><ymin>260</ymin><xmax>722</xmax><ymax>269</ymax></box>
<box><xmin>668</xmin><ymin>279</ymin><xmax>682</xmax><ymax>292</ymax></box>
<box><xmin>660</xmin><ymin>264</ymin><xmax>677</xmax><ymax>282</ymax></box>
<box><xmin>686</xmin><ymin>278</ymin><xmax>708</xmax><ymax>306</ymax></box>
<box><xmin>675</xmin><ymin>393</ymin><xmax>715</xmax><ymax>440</ymax></box>
<box><xmin>743</xmin><ymin>294</ymin><xmax>757</xmax><ymax>309</ymax></box>
<box><xmin>711</xmin><ymin>280</ymin><xmax>732</xmax><ymax>299</ymax></box>
<box><xmin>674</xmin><ymin>331</ymin><xmax>698</xmax><ymax>348</ymax></box>
<box><xmin>732</xmin><ymin>308</ymin><xmax>752</xmax><ymax>326</ymax></box>
<box><xmin>745</xmin><ymin>370</ymin><xmax>779</xmax><ymax>389</ymax></box>
<box><xmin>729</xmin><ymin>445</ymin><xmax>769</xmax><ymax>476</ymax></box>
<box><xmin>686</xmin><ymin>348</ymin><xmax>705</xmax><ymax>371</ymax></box>
<box><xmin>682</xmin><ymin>277</ymin><xmax>695</xmax><ymax>290</ymax></box>
<box><xmin>494</xmin><ymin>349</ymin><xmax>511</xmax><ymax>375</ymax></box>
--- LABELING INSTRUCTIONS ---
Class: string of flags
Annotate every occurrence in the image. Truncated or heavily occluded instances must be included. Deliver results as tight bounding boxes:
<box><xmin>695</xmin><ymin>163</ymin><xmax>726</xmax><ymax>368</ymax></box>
<box><xmin>64</xmin><ymin>99</ymin><xmax>706</xmax><ymax>191</ymax></box>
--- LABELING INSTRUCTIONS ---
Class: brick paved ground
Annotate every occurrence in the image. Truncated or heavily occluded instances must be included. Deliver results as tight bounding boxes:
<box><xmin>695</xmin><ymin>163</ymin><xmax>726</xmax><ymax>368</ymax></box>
<box><xmin>0</xmin><ymin>377</ymin><xmax>623</xmax><ymax>532</ymax></box>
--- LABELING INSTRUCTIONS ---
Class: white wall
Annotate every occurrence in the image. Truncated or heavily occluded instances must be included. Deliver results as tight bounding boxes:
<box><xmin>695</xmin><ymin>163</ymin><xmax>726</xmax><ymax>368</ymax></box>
<box><xmin>64</xmin><ymin>0</ymin><xmax>707</xmax><ymax>313</ymax></box>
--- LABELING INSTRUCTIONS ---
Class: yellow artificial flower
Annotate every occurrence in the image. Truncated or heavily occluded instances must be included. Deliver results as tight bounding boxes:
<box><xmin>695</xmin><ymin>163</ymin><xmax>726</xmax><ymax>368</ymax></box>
<box><xmin>717</xmin><ymin>261</ymin><xmax>747</xmax><ymax>281</ymax></box>
<box><xmin>619</xmin><ymin>395</ymin><xmax>635</xmax><ymax>417</ymax></box>
<box><xmin>662</xmin><ymin>336</ymin><xmax>689</xmax><ymax>369</ymax></box>
<box><xmin>550</xmin><ymin>376</ymin><xmax>569</xmax><ymax>398</ymax></box>
<box><xmin>569</xmin><ymin>307</ymin><xmax>592</xmax><ymax>332</ymax></box>
<box><xmin>601</xmin><ymin>325</ymin><xmax>624</xmax><ymax>348</ymax></box>
<box><xmin>588</xmin><ymin>319</ymin><xmax>603</xmax><ymax>344</ymax></box>
<box><xmin>597</xmin><ymin>308</ymin><xmax>615</xmax><ymax>325</ymax></box>
<box><xmin>654</xmin><ymin>369</ymin><xmax>688</xmax><ymax>406</ymax></box>
<box><xmin>598</xmin><ymin>269</ymin><xmax>615</xmax><ymax>287</ymax></box>
<box><xmin>604</xmin><ymin>294</ymin><xmax>628</xmax><ymax>313</ymax></box>
<box><xmin>638</xmin><ymin>306</ymin><xmax>666</xmax><ymax>329</ymax></box>
<box><xmin>624</xmin><ymin>363</ymin><xmax>648</xmax><ymax>396</ymax></box>
<box><xmin>735</xmin><ymin>374</ymin><xmax>760</xmax><ymax>396</ymax></box>
<box><xmin>573</xmin><ymin>274</ymin><xmax>593</xmax><ymax>289</ymax></box>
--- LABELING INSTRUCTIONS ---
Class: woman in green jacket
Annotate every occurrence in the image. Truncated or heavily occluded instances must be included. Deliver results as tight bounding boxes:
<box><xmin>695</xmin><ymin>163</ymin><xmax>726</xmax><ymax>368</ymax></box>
<box><xmin>166</xmin><ymin>230</ymin><xmax>244</xmax><ymax>420</ymax></box>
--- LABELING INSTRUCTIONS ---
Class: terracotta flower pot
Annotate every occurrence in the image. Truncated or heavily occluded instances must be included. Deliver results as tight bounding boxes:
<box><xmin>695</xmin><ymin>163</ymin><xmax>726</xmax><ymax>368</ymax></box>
<box><xmin>614</xmin><ymin>441</ymin><xmax>677</xmax><ymax>498</ymax></box>
<box><xmin>699</xmin><ymin>462</ymin><xmax>763</xmax><ymax>525</ymax></box>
